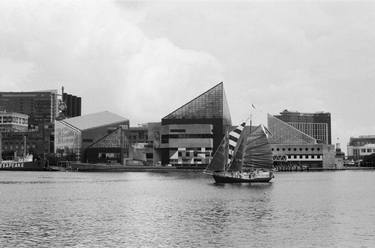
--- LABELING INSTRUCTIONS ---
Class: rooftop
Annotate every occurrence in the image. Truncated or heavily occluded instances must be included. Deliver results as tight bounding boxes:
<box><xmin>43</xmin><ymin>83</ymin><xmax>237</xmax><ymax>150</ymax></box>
<box><xmin>279</xmin><ymin>109</ymin><xmax>330</xmax><ymax>115</ymax></box>
<box><xmin>61</xmin><ymin>111</ymin><xmax>128</xmax><ymax>131</ymax></box>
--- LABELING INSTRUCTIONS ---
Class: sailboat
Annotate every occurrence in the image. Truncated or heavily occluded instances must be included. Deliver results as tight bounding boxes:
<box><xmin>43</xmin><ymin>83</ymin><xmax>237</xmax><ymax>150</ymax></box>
<box><xmin>204</xmin><ymin>120</ymin><xmax>275</xmax><ymax>184</ymax></box>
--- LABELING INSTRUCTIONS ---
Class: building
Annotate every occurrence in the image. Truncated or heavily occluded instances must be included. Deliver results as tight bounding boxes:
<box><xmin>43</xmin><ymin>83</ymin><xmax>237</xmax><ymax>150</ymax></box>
<box><xmin>0</xmin><ymin>111</ymin><xmax>29</xmax><ymax>133</ymax></box>
<box><xmin>0</xmin><ymin>89</ymin><xmax>82</xmax><ymax>156</ymax></box>
<box><xmin>268</xmin><ymin>113</ymin><xmax>336</xmax><ymax>170</ymax></box>
<box><xmin>347</xmin><ymin>135</ymin><xmax>375</xmax><ymax>161</ymax></box>
<box><xmin>54</xmin><ymin>111</ymin><xmax>129</xmax><ymax>162</ymax></box>
<box><xmin>160</xmin><ymin>82</ymin><xmax>232</xmax><ymax>167</ymax></box>
<box><xmin>0</xmin><ymin>90</ymin><xmax>58</xmax><ymax>129</ymax></box>
<box><xmin>274</xmin><ymin>110</ymin><xmax>331</xmax><ymax>144</ymax></box>
<box><xmin>0</xmin><ymin>130</ymin><xmax>49</xmax><ymax>160</ymax></box>
<box><xmin>62</xmin><ymin>92</ymin><xmax>82</xmax><ymax>118</ymax></box>
<box><xmin>127</xmin><ymin>123</ymin><xmax>161</xmax><ymax>166</ymax></box>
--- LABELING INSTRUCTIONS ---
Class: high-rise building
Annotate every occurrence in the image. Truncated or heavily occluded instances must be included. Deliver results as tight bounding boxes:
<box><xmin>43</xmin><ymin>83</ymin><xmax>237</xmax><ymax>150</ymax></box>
<box><xmin>0</xmin><ymin>89</ymin><xmax>82</xmax><ymax>157</ymax></box>
<box><xmin>0</xmin><ymin>90</ymin><xmax>58</xmax><ymax>129</ymax></box>
<box><xmin>62</xmin><ymin>93</ymin><xmax>82</xmax><ymax>118</ymax></box>
<box><xmin>274</xmin><ymin>110</ymin><xmax>331</xmax><ymax>144</ymax></box>
<box><xmin>160</xmin><ymin>82</ymin><xmax>232</xmax><ymax>167</ymax></box>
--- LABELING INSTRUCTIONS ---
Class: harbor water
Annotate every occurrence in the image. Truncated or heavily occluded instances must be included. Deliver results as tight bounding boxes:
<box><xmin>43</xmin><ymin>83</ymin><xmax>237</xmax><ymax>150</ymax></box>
<box><xmin>0</xmin><ymin>170</ymin><xmax>374</xmax><ymax>247</ymax></box>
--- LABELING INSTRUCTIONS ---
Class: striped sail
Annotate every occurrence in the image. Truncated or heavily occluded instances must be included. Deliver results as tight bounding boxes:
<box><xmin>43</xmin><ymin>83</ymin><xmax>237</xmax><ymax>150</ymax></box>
<box><xmin>226</xmin><ymin>122</ymin><xmax>246</xmax><ymax>169</ymax></box>
<box><xmin>227</xmin><ymin>131</ymin><xmax>246</xmax><ymax>172</ymax></box>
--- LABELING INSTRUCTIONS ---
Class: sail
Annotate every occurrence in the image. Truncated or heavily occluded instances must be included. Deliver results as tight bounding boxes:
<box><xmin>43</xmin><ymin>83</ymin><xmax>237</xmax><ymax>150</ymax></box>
<box><xmin>206</xmin><ymin>133</ymin><xmax>228</xmax><ymax>172</ymax></box>
<box><xmin>227</xmin><ymin>131</ymin><xmax>246</xmax><ymax>172</ymax></box>
<box><xmin>243</xmin><ymin>125</ymin><xmax>274</xmax><ymax>170</ymax></box>
<box><xmin>227</xmin><ymin>122</ymin><xmax>246</xmax><ymax>166</ymax></box>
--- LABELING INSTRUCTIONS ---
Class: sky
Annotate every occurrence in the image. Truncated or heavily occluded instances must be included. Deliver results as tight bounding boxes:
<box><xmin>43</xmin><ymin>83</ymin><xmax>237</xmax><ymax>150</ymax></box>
<box><xmin>1</xmin><ymin>0</ymin><xmax>375</xmax><ymax>149</ymax></box>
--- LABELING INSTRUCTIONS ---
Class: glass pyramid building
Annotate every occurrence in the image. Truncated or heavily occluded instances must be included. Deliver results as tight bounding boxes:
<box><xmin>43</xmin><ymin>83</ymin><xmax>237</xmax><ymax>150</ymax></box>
<box><xmin>163</xmin><ymin>82</ymin><xmax>232</xmax><ymax>123</ymax></box>
<box><xmin>161</xmin><ymin>82</ymin><xmax>232</xmax><ymax>166</ymax></box>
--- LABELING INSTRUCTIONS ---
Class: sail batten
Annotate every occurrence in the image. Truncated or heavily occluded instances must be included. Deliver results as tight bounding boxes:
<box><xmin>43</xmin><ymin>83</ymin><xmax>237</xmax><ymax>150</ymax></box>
<box><xmin>243</xmin><ymin>125</ymin><xmax>274</xmax><ymax>170</ymax></box>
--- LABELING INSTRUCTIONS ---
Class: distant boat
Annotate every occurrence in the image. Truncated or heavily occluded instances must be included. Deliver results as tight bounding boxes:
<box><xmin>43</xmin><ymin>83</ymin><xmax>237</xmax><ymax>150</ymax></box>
<box><xmin>204</xmin><ymin>120</ymin><xmax>274</xmax><ymax>184</ymax></box>
<box><xmin>0</xmin><ymin>154</ymin><xmax>48</xmax><ymax>171</ymax></box>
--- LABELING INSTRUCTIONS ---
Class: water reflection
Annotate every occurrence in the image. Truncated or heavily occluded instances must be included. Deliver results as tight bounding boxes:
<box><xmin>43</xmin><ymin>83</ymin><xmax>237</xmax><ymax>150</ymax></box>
<box><xmin>0</xmin><ymin>171</ymin><xmax>374</xmax><ymax>247</ymax></box>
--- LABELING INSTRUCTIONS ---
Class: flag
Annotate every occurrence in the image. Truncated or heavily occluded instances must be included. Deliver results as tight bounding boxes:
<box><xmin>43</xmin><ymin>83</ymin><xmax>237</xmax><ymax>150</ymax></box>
<box><xmin>251</xmin><ymin>104</ymin><xmax>256</xmax><ymax>109</ymax></box>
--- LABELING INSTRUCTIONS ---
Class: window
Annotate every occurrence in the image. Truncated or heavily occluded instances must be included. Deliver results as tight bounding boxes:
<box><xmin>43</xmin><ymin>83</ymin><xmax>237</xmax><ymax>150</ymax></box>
<box><xmin>288</xmin><ymin>148</ymin><xmax>291</xmax><ymax>151</ymax></box>
<box><xmin>170</xmin><ymin>129</ymin><xmax>186</xmax><ymax>133</ymax></box>
<box><xmin>299</xmin><ymin>148</ymin><xmax>303</xmax><ymax>151</ymax></box>
<box><xmin>367</xmin><ymin>149</ymin><xmax>372</xmax><ymax>153</ymax></box>
<box><xmin>305</xmin><ymin>148</ymin><xmax>308</xmax><ymax>151</ymax></box>
<box><xmin>276</xmin><ymin>148</ymin><xmax>279</xmax><ymax>151</ymax></box>
<box><xmin>161</xmin><ymin>135</ymin><xmax>169</xmax><ymax>144</ymax></box>
<box><xmin>294</xmin><ymin>148</ymin><xmax>297</xmax><ymax>151</ymax></box>
<box><xmin>282</xmin><ymin>148</ymin><xmax>285</xmax><ymax>151</ymax></box>
<box><xmin>361</xmin><ymin>149</ymin><xmax>366</xmax><ymax>153</ymax></box>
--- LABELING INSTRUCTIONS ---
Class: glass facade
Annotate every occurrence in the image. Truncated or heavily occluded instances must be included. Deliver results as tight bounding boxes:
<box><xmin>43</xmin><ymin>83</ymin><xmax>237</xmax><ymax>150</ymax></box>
<box><xmin>161</xmin><ymin>82</ymin><xmax>232</xmax><ymax>166</ymax></box>
<box><xmin>267</xmin><ymin>114</ymin><xmax>317</xmax><ymax>145</ymax></box>
<box><xmin>163</xmin><ymin>82</ymin><xmax>231</xmax><ymax>124</ymax></box>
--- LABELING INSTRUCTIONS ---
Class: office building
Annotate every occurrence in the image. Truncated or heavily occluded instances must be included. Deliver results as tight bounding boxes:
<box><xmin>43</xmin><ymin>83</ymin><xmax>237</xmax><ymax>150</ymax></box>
<box><xmin>274</xmin><ymin>110</ymin><xmax>331</xmax><ymax>144</ymax></box>
<box><xmin>160</xmin><ymin>82</ymin><xmax>232</xmax><ymax>167</ymax></box>
<box><xmin>0</xmin><ymin>90</ymin><xmax>58</xmax><ymax>129</ymax></box>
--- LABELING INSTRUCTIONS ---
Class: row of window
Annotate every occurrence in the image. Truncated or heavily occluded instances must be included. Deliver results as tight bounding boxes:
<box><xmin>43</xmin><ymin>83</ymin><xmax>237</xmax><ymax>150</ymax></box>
<box><xmin>272</xmin><ymin>147</ymin><xmax>321</xmax><ymax>152</ymax></box>
<box><xmin>356</xmin><ymin>148</ymin><xmax>375</xmax><ymax>153</ymax></box>
<box><xmin>177</xmin><ymin>151</ymin><xmax>211</xmax><ymax>157</ymax></box>
<box><xmin>0</xmin><ymin>117</ymin><xmax>28</xmax><ymax>124</ymax></box>
<box><xmin>161</xmin><ymin>134</ymin><xmax>213</xmax><ymax>143</ymax></box>
<box><xmin>1</xmin><ymin>144</ymin><xmax>36</xmax><ymax>150</ymax></box>
<box><xmin>287</xmin><ymin>155</ymin><xmax>321</xmax><ymax>159</ymax></box>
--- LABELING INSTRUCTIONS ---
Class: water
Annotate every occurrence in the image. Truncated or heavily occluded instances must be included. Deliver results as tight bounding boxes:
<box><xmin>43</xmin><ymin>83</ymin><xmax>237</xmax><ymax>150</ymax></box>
<box><xmin>0</xmin><ymin>171</ymin><xmax>374</xmax><ymax>248</ymax></box>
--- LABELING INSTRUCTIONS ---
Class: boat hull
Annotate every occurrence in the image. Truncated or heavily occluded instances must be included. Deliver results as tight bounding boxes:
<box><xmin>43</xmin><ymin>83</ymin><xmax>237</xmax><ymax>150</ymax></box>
<box><xmin>212</xmin><ymin>172</ymin><xmax>274</xmax><ymax>184</ymax></box>
<box><xmin>0</xmin><ymin>161</ymin><xmax>48</xmax><ymax>171</ymax></box>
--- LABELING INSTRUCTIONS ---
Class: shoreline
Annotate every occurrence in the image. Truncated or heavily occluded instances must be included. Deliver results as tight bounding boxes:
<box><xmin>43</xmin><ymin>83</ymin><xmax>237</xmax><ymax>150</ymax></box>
<box><xmin>48</xmin><ymin>162</ymin><xmax>375</xmax><ymax>172</ymax></box>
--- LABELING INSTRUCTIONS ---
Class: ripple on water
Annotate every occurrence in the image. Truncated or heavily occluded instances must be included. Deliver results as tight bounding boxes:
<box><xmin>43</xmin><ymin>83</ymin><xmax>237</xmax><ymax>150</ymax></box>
<box><xmin>0</xmin><ymin>171</ymin><xmax>375</xmax><ymax>247</ymax></box>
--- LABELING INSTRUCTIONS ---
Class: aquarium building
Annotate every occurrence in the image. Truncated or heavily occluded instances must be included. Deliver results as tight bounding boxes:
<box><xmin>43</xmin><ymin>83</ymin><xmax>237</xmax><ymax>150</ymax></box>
<box><xmin>160</xmin><ymin>82</ymin><xmax>232</xmax><ymax>167</ymax></box>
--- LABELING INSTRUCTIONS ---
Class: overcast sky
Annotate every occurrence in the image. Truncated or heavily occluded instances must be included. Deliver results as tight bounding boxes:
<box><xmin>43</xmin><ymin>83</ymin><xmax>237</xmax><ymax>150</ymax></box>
<box><xmin>1</xmin><ymin>0</ymin><xmax>375</xmax><ymax>148</ymax></box>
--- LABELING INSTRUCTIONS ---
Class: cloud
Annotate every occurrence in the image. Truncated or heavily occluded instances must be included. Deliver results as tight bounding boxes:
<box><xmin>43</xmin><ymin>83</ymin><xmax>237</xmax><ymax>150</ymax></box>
<box><xmin>0</xmin><ymin>0</ymin><xmax>223</xmax><ymax>124</ymax></box>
